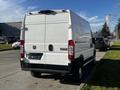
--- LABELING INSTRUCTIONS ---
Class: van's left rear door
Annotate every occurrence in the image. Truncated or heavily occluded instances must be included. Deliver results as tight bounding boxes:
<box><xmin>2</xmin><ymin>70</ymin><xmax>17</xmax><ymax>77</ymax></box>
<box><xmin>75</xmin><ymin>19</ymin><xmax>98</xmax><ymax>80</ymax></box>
<box><xmin>25</xmin><ymin>15</ymin><xmax>46</xmax><ymax>64</ymax></box>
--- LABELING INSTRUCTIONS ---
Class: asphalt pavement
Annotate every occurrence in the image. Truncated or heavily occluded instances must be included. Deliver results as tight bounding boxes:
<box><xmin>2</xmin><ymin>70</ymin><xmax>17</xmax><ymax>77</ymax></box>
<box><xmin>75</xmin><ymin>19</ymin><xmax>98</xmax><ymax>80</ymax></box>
<box><xmin>0</xmin><ymin>50</ymin><xmax>105</xmax><ymax>90</ymax></box>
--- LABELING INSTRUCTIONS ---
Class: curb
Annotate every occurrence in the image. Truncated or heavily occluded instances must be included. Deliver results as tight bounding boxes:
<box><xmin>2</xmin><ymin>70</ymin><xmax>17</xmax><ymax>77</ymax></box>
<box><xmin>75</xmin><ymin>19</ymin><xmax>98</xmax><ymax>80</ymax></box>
<box><xmin>80</xmin><ymin>62</ymin><xmax>99</xmax><ymax>90</ymax></box>
<box><xmin>0</xmin><ymin>48</ymin><xmax>14</xmax><ymax>51</ymax></box>
<box><xmin>79</xmin><ymin>82</ymin><xmax>86</xmax><ymax>90</ymax></box>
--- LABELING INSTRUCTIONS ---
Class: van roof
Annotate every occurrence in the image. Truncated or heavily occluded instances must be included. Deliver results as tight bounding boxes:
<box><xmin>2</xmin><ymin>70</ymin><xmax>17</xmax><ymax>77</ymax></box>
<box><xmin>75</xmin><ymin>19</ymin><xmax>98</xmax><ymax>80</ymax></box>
<box><xmin>26</xmin><ymin>9</ymin><xmax>70</xmax><ymax>16</ymax></box>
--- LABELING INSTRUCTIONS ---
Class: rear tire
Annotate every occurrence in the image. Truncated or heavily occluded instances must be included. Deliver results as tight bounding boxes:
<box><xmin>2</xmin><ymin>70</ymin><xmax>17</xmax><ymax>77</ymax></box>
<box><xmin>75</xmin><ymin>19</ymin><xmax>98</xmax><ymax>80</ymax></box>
<box><xmin>78</xmin><ymin>67</ymin><xmax>83</xmax><ymax>80</ymax></box>
<box><xmin>74</xmin><ymin>57</ymin><xmax>84</xmax><ymax>80</ymax></box>
<box><xmin>73</xmin><ymin>67</ymin><xmax>83</xmax><ymax>80</ymax></box>
<box><xmin>31</xmin><ymin>71</ymin><xmax>41</xmax><ymax>78</ymax></box>
<box><xmin>93</xmin><ymin>49</ymin><xmax>96</xmax><ymax>64</ymax></box>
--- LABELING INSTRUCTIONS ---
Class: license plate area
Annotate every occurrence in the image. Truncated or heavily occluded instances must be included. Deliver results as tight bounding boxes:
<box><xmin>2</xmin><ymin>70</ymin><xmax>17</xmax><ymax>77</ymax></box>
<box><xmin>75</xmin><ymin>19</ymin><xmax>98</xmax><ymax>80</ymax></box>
<box><xmin>28</xmin><ymin>53</ymin><xmax>43</xmax><ymax>60</ymax></box>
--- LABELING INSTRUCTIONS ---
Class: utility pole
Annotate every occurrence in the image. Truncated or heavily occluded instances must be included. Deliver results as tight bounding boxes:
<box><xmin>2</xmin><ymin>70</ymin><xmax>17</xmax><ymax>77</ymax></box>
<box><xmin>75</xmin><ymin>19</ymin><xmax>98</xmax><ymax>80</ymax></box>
<box><xmin>105</xmin><ymin>14</ymin><xmax>117</xmax><ymax>26</ymax></box>
<box><xmin>105</xmin><ymin>15</ymin><xmax>110</xmax><ymax>26</ymax></box>
<box><xmin>105</xmin><ymin>14</ymin><xmax>118</xmax><ymax>39</ymax></box>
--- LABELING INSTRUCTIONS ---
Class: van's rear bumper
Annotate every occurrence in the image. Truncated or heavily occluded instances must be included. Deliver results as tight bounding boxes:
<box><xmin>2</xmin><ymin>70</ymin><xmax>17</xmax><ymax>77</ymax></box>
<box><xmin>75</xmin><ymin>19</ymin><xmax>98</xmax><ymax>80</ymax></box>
<box><xmin>20</xmin><ymin>61</ymin><xmax>71</xmax><ymax>74</ymax></box>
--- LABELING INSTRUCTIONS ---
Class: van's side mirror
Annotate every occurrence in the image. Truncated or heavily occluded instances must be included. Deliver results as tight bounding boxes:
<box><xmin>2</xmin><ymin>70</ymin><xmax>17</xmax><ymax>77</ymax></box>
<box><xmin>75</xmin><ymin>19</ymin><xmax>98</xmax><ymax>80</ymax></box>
<box><xmin>92</xmin><ymin>38</ymin><xmax>95</xmax><ymax>44</ymax></box>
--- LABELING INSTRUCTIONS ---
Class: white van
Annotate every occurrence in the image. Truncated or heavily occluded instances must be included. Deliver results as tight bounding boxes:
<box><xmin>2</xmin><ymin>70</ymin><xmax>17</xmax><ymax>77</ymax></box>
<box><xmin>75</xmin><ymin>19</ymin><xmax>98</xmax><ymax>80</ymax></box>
<box><xmin>20</xmin><ymin>10</ymin><xmax>96</xmax><ymax>79</ymax></box>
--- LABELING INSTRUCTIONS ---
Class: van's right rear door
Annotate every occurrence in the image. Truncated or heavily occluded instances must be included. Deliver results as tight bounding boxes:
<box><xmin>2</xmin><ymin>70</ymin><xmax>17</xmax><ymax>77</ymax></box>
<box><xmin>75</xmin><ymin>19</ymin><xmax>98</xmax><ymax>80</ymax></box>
<box><xmin>44</xmin><ymin>12</ymin><xmax>70</xmax><ymax>65</ymax></box>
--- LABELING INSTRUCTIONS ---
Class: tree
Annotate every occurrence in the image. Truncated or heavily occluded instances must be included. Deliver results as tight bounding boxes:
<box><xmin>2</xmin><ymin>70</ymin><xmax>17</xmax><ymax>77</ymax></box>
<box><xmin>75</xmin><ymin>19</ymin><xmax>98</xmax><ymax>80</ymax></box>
<box><xmin>101</xmin><ymin>22</ymin><xmax>110</xmax><ymax>38</ymax></box>
<box><xmin>0</xmin><ymin>29</ymin><xmax>2</xmax><ymax>36</ymax></box>
<box><xmin>116</xmin><ymin>18</ymin><xmax>120</xmax><ymax>39</ymax></box>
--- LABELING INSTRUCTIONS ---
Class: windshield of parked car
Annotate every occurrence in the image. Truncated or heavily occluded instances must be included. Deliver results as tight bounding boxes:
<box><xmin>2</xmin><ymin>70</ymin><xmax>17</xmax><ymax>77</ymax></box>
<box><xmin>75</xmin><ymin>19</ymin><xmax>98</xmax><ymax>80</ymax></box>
<box><xmin>96</xmin><ymin>38</ymin><xmax>103</xmax><ymax>41</ymax></box>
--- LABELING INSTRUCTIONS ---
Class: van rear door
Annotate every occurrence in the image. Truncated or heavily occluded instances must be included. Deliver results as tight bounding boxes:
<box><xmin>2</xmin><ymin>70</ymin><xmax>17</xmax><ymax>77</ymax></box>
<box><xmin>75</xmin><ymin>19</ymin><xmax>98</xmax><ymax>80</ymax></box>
<box><xmin>44</xmin><ymin>12</ymin><xmax>70</xmax><ymax>65</ymax></box>
<box><xmin>24</xmin><ymin>15</ymin><xmax>45</xmax><ymax>64</ymax></box>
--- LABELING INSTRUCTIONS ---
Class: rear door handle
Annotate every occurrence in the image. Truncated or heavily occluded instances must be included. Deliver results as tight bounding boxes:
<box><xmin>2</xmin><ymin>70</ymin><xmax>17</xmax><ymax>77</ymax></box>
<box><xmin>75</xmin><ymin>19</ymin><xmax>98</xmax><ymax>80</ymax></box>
<box><xmin>48</xmin><ymin>44</ymin><xmax>54</xmax><ymax>51</ymax></box>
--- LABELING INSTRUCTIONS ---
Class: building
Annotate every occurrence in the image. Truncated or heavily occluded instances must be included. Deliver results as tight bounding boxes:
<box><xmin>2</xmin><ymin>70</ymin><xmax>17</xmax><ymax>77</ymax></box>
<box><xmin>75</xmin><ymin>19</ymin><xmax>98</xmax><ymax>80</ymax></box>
<box><xmin>0</xmin><ymin>22</ymin><xmax>22</xmax><ymax>37</ymax></box>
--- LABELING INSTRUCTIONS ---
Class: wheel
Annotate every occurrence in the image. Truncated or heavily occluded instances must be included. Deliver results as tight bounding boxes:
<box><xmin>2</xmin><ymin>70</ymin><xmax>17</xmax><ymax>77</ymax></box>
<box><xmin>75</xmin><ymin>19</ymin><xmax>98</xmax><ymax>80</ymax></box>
<box><xmin>105</xmin><ymin>47</ymin><xmax>107</xmax><ymax>51</ymax></box>
<box><xmin>76</xmin><ymin>57</ymin><xmax>84</xmax><ymax>80</ymax></box>
<box><xmin>78</xmin><ymin>67</ymin><xmax>83</xmax><ymax>80</ymax></box>
<box><xmin>99</xmin><ymin>47</ymin><xmax>106</xmax><ymax>51</ymax></box>
<box><xmin>72</xmin><ymin>56</ymin><xmax>84</xmax><ymax>80</ymax></box>
<box><xmin>31</xmin><ymin>71</ymin><xmax>41</xmax><ymax>77</ymax></box>
<box><xmin>93</xmin><ymin>50</ymin><xmax>96</xmax><ymax>64</ymax></box>
<box><xmin>73</xmin><ymin>67</ymin><xmax>83</xmax><ymax>80</ymax></box>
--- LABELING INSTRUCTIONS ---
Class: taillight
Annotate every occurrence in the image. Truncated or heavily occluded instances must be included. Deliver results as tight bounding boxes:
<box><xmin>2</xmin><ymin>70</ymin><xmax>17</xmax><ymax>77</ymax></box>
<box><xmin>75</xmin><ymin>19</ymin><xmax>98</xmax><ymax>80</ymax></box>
<box><xmin>20</xmin><ymin>40</ymin><xmax>25</xmax><ymax>60</ymax></box>
<box><xmin>68</xmin><ymin>40</ymin><xmax>75</xmax><ymax>61</ymax></box>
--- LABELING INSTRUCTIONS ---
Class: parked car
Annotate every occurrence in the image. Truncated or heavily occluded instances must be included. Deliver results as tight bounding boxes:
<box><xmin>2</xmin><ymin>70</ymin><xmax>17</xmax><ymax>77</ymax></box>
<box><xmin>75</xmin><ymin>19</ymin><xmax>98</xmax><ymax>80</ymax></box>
<box><xmin>7</xmin><ymin>37</ymin><xmax>17</xmax><ymax>43</ymax></box>
<box><xmin>0</xmin><ymin>37</ymin><xmax>5</xmax><ymax>44</ymax></box>
<box><xmin>95</xmin><ymin>37</ymin><xmax>110</xmax><ymax>51</ymax></box>
<box><xmin>12</xmin><ymin>41</ymin><xmax>20</xmax><ymax>49</ymax></box>
<box><xmin>0</xmin><ymin>36</ymin><xmax>7</xmax><ymax>44</ymax></box>
<box><xmin>20</xmin><ymin>9</ymin><xmax>96</xmax><ymax>80</ymax></box>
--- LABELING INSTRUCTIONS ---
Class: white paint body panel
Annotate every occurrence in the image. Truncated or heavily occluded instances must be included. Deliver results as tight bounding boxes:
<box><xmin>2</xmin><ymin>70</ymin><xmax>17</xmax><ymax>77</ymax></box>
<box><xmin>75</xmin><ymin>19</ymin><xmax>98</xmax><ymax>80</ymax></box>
<box><xmin>21</xmin><ymin>10</ymin><xmax>94</xmax><ymax>66</ymax></box>
<box><xmin>70</xmin><ymin>11</ymin><xmax>94</xmax><ymax>60</ymax></box>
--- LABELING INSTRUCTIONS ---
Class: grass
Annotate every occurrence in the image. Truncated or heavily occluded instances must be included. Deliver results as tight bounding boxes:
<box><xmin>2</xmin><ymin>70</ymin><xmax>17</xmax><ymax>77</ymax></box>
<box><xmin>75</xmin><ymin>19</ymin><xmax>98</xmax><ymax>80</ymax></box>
<box><xmin>82</xmin><ymin>41</ymin><xmax>120</xmax><ymax>90</ymax></box>
<box><xmin>0</xmin><ymin>44</ymin><xmax>12</xmax><ymax>50</ymax></box>
<box><xmin>103</xmin><ymin>41</ymin><xmax>120</xmax><ymax>60</ymax></box>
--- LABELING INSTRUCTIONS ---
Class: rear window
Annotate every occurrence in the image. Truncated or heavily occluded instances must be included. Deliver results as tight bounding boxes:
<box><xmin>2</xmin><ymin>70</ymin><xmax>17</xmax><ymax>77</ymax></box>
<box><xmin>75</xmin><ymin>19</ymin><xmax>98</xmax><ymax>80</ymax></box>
<box><xmin>96</xmin><ymin>38</ymin><xmax>103</xmax><ymax>41</ymax></box>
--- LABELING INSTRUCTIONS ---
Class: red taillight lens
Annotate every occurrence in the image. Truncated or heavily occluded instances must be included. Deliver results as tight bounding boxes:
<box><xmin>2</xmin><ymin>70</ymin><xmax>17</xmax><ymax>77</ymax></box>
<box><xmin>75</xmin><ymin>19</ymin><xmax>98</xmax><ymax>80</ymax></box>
<box><xmin>20</xmin><ymin>40</ymin><xmax>25</xmax><ymax>59</ymax></box>
<box><xmin>20</xmin><ymin>40</ymin><xmax>24</xmax><ymax>45</ymax></box>
<box><xmin>20</xmin><ymin>53</ymin><xmax>24</xmax><ymax>59</ymax></box>
<box><xmin>68</xmin><ymin>40</ymin><xmax>75</xmax><ymax>61</ymax></box>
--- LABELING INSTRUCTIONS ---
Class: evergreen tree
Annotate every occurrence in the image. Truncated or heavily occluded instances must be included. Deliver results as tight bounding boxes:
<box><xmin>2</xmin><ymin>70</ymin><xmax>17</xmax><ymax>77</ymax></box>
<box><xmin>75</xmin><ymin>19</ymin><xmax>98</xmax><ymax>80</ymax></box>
<box><xmin>101</xmin><ymin>22</ymin><xmax>110</xmax><ymax>38</ymax></box>
<box><xmin>0</xmin><ymin>29</ymin><xmax>2</xmax><ymax>36</ymax></box>
<box><xmin>116</xmin><ymin>18</ymin><xmax>120</xmax><ymax>39</ymax></box>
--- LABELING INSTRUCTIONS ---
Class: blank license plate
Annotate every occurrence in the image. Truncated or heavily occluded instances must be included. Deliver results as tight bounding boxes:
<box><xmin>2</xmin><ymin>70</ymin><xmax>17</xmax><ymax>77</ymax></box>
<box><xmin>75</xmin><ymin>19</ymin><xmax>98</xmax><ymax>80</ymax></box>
<box><xmin>28</xmin><ymin>53</ymin><xmax>43</xmax><ymax>60</ymax></box>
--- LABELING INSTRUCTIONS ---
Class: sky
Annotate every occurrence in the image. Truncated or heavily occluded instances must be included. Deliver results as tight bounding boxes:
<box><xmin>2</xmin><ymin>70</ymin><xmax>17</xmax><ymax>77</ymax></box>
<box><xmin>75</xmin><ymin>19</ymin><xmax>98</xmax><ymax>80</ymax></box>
<box><xmin>0</xmin><ymin>0</ymin><xmax>120</xmax><ymax>32</ymax></box>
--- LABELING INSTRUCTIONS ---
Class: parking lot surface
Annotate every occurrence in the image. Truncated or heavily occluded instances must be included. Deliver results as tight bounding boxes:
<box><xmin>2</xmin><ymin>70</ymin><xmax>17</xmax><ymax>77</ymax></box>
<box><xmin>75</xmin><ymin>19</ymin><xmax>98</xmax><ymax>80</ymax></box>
<box><xmin>0</xmin><ymin>50</ymin><xmax>105</xmax><ymax>90</ymax></box>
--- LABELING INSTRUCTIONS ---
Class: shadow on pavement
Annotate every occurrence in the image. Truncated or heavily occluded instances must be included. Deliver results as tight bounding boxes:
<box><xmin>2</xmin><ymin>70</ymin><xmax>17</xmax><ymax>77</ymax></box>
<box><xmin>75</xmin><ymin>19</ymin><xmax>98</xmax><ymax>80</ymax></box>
<box><xmin>84</xmin><ymin>43</ymin><xmax>120</xmax><ymax>88</ymax></box>
<box><xmin>34</xmin><ymin>61</ymin><xmax>95</xmax><ymax>86</ymax></box>
<box><xmin>60</xmin><ymin>61</ymin><xmax>95</xmax><ymax>85</ymax></box>
<box><xmin>86</xmin><ymin>59</ymin><xmax>120</xmax><ymax>88</ymax></box>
